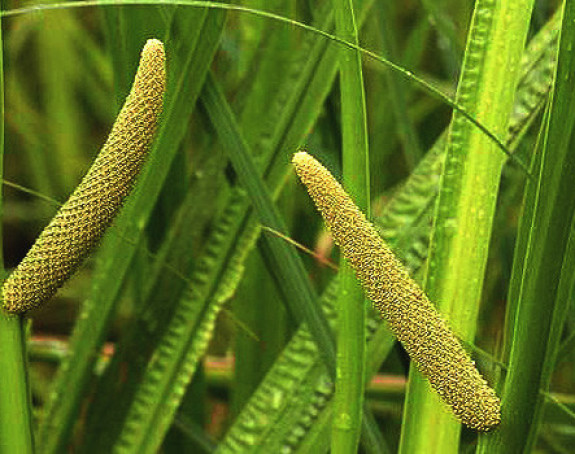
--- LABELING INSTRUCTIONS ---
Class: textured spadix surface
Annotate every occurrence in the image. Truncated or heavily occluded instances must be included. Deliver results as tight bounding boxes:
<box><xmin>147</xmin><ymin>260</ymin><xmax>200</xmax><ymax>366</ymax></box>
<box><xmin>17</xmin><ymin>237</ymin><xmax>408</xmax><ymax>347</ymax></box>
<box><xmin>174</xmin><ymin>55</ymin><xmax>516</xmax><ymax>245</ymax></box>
<box><xmin>292</xmin><ymin>151</ymin><xmax>500</xmax><ymax>431</ymax></box>
<box><xmin>2</xmin><ymin>39</ymin><xmax>166</xmax><ymax>314</ymax></box>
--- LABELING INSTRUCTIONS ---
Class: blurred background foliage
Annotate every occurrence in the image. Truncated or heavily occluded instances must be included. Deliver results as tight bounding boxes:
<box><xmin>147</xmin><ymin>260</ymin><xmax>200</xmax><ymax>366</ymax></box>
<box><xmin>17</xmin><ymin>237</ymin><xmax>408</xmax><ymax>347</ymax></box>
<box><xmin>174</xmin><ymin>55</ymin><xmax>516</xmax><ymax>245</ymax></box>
<box><xmin>1</xmin><ymin>0</ymin><xmax>573</xmax><ymax>452</ymax></box>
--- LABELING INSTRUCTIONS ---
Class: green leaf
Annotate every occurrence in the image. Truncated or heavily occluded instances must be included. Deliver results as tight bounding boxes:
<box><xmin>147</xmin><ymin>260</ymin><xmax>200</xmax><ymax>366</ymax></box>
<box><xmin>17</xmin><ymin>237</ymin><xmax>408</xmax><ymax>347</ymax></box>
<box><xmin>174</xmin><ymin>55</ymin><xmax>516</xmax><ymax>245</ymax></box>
<box><xmin>400</xmin><ymin>1</ymin><xmax>535</xmax><ymax>450</ymax></box>
<box><xmin>478</xmin><ymin>2</ymin><xmax>575</xmax><ymax>452</ymax></box>
<box><xmin>112</xmin><ymin>190</ymin><xmax>258</xmax><ymax>454</ymax></box>
<box><xmin>332</xmin><ymin>0</ymin><xmax>370</xmax><ymax>450</ymax></box>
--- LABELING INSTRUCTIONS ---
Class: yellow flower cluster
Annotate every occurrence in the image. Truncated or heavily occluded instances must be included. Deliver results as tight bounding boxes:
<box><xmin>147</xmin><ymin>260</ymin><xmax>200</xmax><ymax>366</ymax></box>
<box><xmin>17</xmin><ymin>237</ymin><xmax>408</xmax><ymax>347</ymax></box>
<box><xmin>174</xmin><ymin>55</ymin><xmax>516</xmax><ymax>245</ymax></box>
<box><xmin>2</xmin><ymin>39</ymin><xmax>166</xmax><ymax>314</ymax></box>
<box><xmin>292</xmin><ymin>151</ymin><xmax>501</xmax><ymax>431</ymax></box>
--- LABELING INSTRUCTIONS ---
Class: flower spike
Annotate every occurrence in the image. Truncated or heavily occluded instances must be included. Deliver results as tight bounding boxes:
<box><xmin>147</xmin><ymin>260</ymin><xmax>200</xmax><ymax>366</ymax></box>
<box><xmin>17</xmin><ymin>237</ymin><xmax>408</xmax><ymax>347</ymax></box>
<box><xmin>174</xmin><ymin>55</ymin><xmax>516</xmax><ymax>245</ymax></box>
<box><xmin>2</xmin><ymin>39</ymin><xmax>166</xmax><ymax>314</ymax></box>
<box><xmin>292</xmin><ymin>150</ymin><xmax>501</xmax><ymax>431</ymax></box>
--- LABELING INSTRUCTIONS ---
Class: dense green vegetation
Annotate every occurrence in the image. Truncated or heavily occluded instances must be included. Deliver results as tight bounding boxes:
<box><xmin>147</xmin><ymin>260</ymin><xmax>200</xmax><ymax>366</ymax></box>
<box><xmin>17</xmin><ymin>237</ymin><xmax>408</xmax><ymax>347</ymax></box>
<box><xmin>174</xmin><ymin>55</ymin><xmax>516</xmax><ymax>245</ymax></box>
<box><xmin>0</xmin><ymin>0</ymin><xmax>572</xmax><ymax>452</ymax></box>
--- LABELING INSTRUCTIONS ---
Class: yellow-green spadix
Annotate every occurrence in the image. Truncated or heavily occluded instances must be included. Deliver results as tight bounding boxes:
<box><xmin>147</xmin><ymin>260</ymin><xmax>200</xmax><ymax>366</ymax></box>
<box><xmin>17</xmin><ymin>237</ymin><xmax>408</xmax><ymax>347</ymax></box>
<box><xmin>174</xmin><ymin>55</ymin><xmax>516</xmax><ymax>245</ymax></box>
<box><xmin>292</xmin><ymin>151</ymin><xmax>501</xmax><ymax>431</ymax></box>
<box><xmin>2</xmin><ymin>39</ymin><xmax>166</xmax><ymax>314</ymax></box>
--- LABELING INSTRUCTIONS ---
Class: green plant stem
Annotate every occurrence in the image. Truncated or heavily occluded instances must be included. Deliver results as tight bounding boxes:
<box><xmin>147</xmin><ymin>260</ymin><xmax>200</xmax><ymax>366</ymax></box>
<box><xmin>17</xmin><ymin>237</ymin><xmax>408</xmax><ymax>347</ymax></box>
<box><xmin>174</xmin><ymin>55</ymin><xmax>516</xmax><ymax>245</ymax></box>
<box><xmin>332</xmin><ymin>0</ymin><xmax>370</xmax><ymax>452</ymax></box>
<box><xmin>478</xmin><ymin>2</ymin><xmax>575</xmax><ymax>452</ymax></box>
<box><xmin>0</xmin><ymin>8</ymin><xmax>35</xmax><ymax>452</ymax></box>
<box><xmin>0</xmin><ymin>315</ymin><xmax>34</xmax><ymax>454</ymax></box>
<box><xmin>399</xmin><ymin>0</ymin><xmax>534</xmax><ymax>452</ymax></box>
